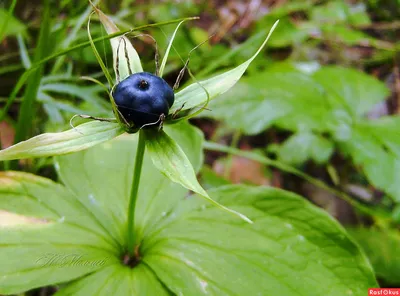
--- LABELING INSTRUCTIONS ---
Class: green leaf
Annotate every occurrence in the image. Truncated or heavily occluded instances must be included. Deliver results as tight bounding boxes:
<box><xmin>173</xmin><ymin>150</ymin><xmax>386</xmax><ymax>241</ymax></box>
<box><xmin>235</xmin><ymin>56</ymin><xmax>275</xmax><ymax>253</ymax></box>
<box><xmin>93</xmin><ymin>6</ymin><xmax>143</xmax><ymax>82</ymax></box>
<box><xmin>268</xmin><ymin>1</ymin><xmax>313</xmax><ymax>17</ymax></box>
<box><xmin>340</xmin><ymin>118</ymin><xmax>400</xmax><ymax>201</ymax></box>
<box><xmin>319</xmin><ymin>24</ymin><xmax>377</xmax><ymax>47</ymax></box>
<box><xmin>364</xmin><ymin>116</ymin><xmax>400</xmax><ymax>158</ymax></box>
<box><xmin>313</xmin><ymin>66</ymin><xmax>389</xmax><ymax>118</ymax></box>
<box><xmin>38</xmin><ymin>92</ymin><xmax>99</xmax><ymax>125</ymax></box>
<box><xmin>87</xmin><ymin>10</ymin><xmax>114</xmax><ymax>87</ymax></box>
<box><xmin>159</xmin><ymin>20</ymin><xmax>186</xmax><ymax>77</ymax></box>
<box><xmin>347</xmin><ymin>227</ymin><xmax>400</xmax><ymax>285</ymax></box>
<box><xmin>277</xmin><ymin>132</ymin><xmax>334</xmax><ymax>165</ymax></box>
<box><xmin>0</xmin><ymin>121</ymin><xmax>124</xmax><ymax>161</ymax></box>
<box><xmin>0</xmin><ymin>7</ymin><xmax>26</xmax><ymax>39</ymax></box>
<box><xmin>55</xmin><ymin>264</ymin><xmax>170</xmax><ymax>296</ymax></box>
<box><xmin>142</xmin><ymin>185</ymin><xmax>378</xmax><ymax>295</ymax></box>
<box><xmin>310</xmin><ymin>0</ymin><xmax>371</xmax><ymax>25</ymax></box>
<box><xmin>143</xmin><ymin>129</ymin><xmax>252</xmax><ymax>223</ymax></box>
<box><xmin>17</xmin><ymin>34</ymin><xmax>31</xmax><ymax>69</ymax></box>
<box><xmin>0</xmin><ymin>172</ymin><xmax>119</xmax><ymax>294</ymax></box>
<box><xmin>40</xmin><ymin>82</ymin><xmax>109</xmax><ymax>111</ymax></box>
<box><xmin>170</xmin><ymin>20</ymin><xmax>279</xmax><ymax>113</ymax></box>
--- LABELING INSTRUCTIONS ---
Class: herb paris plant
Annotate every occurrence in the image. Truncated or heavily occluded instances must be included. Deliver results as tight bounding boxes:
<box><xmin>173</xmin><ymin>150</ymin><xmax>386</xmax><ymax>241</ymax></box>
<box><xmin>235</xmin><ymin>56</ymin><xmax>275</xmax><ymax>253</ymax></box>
<box><xmin>0</xmin><ymin>7</ymin><xmax>278</xmax><ymax>224</ymax></box>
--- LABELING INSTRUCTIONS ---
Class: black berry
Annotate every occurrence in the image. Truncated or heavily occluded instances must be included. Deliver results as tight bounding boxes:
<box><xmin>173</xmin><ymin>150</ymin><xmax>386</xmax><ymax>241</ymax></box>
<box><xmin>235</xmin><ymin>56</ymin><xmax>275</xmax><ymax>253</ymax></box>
<box><xmin>113</xmin><ymin>72</ymin><xmax>175</xmax><ymax>128</ymax></box>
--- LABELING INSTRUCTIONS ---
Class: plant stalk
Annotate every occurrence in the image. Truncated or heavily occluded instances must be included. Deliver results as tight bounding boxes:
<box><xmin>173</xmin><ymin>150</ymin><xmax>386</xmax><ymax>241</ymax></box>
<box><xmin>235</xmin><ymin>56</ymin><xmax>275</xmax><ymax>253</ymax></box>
<box><xmin>223</xmin><ymin>130</ymin><xmax>241</xmax><ymax>178</ymax></box>
<box><xmin>127</xmin><ymin>130</ymin><xmax>146</xmax><ymax>255</ymax></box>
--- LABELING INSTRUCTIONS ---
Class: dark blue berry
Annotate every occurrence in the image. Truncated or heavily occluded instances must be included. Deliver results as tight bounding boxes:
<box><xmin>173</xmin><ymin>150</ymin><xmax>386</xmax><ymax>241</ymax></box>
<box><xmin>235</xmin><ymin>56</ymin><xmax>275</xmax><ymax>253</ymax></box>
<box><xmin>112</xmin><ymin>72</ymin><xmax>174</xmax><ymax>128</ymax></box>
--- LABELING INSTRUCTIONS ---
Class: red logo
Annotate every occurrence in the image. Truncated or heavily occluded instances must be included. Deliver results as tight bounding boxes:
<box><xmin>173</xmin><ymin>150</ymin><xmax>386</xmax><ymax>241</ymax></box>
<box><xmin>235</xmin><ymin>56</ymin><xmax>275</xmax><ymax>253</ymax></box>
<box><xmin>369</xmin><ymin>289</ymin><xmax>400</xmax><ymax>295</ymax></box>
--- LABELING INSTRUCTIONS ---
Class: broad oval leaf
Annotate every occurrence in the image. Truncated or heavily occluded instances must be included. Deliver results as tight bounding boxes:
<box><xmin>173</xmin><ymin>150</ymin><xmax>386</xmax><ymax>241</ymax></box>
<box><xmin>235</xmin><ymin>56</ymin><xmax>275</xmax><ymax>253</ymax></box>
<box><xmin>170</xmin><ymin>20</ymin><xmax>279</xmax><ymax>113</ymax></box>
<box><xmin>340</xmin><ymin>118</ymin><xmax>400</xmax><ymax>202</ymax></box>
<box><xmin>0</xmin><ymin>172</ymin><xmax>119</xmax><ymax>294</ymax></box>
<box><xmin>277</xmin><ymin>132</ymin><xmax>334</xmax><ymax>165</ymax></box>
<box><xmin>347</xmin><ymin>227</ymin><xmax>400</xmax><ymax>286</ymax></box>
<box><xmin>93</xmin><ymin>6</ymin><xmax>143</xmax><ymax>81</ymax></box>
<box><xmin>143</xmin><ymin>185</ymin><xmax>378</xmax><ymax>296</ymax></box>
<box><xmin>0</xmin><ymin>121</ymin><xmax>124</xmax><ymax>161</ymax></box>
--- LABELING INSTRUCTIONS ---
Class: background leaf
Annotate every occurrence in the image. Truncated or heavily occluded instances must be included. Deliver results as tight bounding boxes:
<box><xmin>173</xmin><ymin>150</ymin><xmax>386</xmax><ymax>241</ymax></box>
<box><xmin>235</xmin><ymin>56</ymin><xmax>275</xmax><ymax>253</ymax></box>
<box><xmin>277</xmin><ymin>132</ymin><xmax>334</xmax><ymax>165</ymax></box>
<box><xmin>340</xmin><ymin>118</ymin><xmax>400</xmax><ymax>201</ymax></box>
<box><xmin>347</xmin><ymin>227</ymin><xmax>400</xmax><ymax>286</ymax></box>
<box><xmin>201</xmin><ymin>62</ymin><xmax>396</xmax><ymax>201</ymax></box>
<box><xmin>0</xmin><ymin>8</ymin><xmax>26</xmax><ymax>39</ymax></box>
<box><xmin>312</xmin><ymin>67</ymin><xmax>389</xmax><ymax>118</ymax></box>
<box><xmin>310</xmin><ymin>0</ymin><xmax>371</xmax><ymax>25</ymax></box>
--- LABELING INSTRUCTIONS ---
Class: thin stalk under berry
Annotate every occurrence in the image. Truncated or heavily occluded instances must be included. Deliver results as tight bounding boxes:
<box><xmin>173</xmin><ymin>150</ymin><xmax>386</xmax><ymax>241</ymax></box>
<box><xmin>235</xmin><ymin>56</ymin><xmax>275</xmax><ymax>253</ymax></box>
<box><xmin>127</xmin><ymin>130</ymin><xmax>146</xmax><ymax>255</ymax></box>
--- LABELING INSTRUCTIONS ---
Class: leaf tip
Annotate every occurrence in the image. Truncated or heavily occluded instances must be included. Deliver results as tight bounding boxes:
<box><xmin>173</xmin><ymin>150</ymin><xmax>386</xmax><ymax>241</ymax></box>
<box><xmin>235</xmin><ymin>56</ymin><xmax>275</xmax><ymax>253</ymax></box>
<box><xmin>237</xmin><ymin>212</ymin><xmax>253</xmax><ymax>224</ymax></box>
<box><xmin>267</xmin><ymin>19</ymin><xmax>279</xmax><ymax>41</ymax></box>
<box><xmin>216</xmin><ymin>202</ymin><xmax>253</xmax><ymax>224</ymax></box>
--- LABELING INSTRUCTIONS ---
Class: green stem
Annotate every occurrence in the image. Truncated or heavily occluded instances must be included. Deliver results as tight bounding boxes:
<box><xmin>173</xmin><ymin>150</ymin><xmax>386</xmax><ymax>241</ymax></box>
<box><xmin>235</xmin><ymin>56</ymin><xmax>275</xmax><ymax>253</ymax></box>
<box><xmin>51</xmin><ymin>0</ymin><xmax>101</xmax><ymax>74</ymax></box>
<box><xmin>127</xmin><ymin>130</ymin><xmax>146</xmax><ymax>255</ymax></box>
<box><xmin>223</xmin><ymin>130</ymin><xmax>241</xmax><ymax>179</ymax></box>
<box><xmin>0</xmin><ymin>135</ymin><xmax>2</xmax><ymax>171</ymax></box>
<box><xmin>203</xmin><ymin>141</ymin><xmax>393</xmax><ymax>221</ymax></box>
